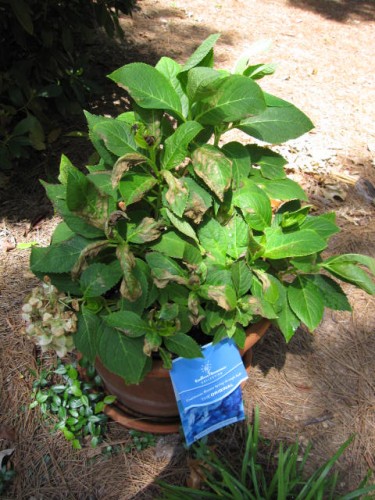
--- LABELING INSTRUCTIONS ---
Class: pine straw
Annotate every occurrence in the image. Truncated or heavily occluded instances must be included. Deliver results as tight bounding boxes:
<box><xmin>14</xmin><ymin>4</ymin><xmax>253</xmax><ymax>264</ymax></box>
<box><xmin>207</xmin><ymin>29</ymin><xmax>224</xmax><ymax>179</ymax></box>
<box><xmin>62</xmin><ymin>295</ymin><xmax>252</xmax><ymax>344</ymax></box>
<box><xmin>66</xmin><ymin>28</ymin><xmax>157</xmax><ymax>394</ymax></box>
<box><xmin>1</xmin><ymin>11</ymin><xmax>375</xmax><ymax>495</ymax></box>
<box><xmin>1</xmin><ymin>207</ymin><xmax>374</xmax><ymax>498</ymax></box>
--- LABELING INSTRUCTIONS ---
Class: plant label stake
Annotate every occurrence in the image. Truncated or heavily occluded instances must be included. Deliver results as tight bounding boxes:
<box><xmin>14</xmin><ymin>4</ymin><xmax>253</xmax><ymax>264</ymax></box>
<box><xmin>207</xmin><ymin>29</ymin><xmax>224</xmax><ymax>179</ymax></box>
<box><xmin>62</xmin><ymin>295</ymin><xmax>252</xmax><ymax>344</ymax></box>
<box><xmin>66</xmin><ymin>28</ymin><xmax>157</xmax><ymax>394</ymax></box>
<box><xmin>170</xmin><ymin>339</ymin><xmax>248</xmax><ymax>445</ymax></box>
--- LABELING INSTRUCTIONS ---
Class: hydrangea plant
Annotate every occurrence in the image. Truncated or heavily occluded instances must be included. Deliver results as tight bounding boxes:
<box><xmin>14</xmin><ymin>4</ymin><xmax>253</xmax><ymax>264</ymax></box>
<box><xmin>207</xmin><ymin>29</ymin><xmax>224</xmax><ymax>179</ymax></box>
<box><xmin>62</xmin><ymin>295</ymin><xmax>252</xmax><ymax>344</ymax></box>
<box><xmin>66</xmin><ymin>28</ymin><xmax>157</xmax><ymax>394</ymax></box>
<box><xmin>25</xmin><ymin>35</ymin><xmax>375</xmax><ymax>384</ymax></box>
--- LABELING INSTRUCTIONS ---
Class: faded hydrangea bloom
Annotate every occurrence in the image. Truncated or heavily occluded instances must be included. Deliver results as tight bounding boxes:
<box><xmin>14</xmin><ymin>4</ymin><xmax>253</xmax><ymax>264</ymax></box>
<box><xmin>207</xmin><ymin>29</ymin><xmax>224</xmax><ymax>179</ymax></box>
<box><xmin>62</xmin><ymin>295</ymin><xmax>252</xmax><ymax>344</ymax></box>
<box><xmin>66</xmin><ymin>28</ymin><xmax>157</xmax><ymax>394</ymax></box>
<box><xmin>21</xmin><ymin>279</ymin><xmax>78</xmax><ymax>358</ymax></box>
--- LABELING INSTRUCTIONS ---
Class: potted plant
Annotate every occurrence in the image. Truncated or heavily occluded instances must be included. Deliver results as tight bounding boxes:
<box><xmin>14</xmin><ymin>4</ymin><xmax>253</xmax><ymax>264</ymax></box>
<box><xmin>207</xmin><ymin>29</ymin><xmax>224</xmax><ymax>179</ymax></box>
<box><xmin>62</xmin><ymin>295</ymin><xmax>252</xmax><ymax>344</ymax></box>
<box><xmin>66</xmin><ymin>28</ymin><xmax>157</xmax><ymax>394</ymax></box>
<box><xmin>23</xmin><ymin>35</ymin><xmax>375</xmax><ymax>426</ymax></box>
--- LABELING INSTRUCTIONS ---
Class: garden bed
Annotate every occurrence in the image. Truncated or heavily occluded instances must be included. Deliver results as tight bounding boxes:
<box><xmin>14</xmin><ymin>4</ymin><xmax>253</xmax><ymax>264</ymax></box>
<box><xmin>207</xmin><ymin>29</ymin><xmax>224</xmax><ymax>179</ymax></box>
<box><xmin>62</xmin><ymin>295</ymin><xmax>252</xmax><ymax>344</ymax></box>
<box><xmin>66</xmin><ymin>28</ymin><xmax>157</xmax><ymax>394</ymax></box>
<box><xmin>1</xmin><ymin>0</ymin><xmax>374</xmax><ymax>497</ymax></box>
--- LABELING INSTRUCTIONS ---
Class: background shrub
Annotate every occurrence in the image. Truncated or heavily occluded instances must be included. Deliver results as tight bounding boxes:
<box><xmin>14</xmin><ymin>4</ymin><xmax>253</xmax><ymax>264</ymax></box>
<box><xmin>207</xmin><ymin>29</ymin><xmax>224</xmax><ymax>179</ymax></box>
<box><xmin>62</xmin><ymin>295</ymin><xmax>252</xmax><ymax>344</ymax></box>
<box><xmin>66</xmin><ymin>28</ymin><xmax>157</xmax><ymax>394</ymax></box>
<box><xmin>0</xmin><ymin>0</ymin><xmax>137</xmax><ymax>169</ymax></box>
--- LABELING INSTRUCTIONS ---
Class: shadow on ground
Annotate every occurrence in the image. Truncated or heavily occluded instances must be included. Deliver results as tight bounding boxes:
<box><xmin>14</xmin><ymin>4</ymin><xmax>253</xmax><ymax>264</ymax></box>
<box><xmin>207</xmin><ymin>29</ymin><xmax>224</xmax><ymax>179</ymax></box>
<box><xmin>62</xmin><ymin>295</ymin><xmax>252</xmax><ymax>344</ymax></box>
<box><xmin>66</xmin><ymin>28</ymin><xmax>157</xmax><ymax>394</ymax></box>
<box><xmin>289</xmin><ymin>0</ymin><xmax>375</xmax><ymax>22</ymax></box>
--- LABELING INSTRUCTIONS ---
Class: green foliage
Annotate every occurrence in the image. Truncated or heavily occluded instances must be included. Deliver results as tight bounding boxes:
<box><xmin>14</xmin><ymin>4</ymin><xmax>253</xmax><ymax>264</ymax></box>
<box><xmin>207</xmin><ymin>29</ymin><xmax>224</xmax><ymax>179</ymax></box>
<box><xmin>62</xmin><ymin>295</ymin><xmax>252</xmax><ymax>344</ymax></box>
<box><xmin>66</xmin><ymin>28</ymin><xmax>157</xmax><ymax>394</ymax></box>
<box><xmin>28</xmin><ymin>35</ymin><xmax>375</xmax><ymax>384</ymax></box>
<box><xmin>0</xmin><ymin>0</ymin><xmax>137</xmax><ymax>168</ymax></box>
<box><xmin>159</xmin><ymin>408</ymin><xmax>375</xmax><ymax>499</ymax></box>
<box><xmin>123</xmin><ymin>430</ymin><xmax>157</xmax><ymax>452</ymax></box>
<box><xmin>29</xmin><ymin>359</ymin><xmax>116</xmax><ymax>449</ymax></box>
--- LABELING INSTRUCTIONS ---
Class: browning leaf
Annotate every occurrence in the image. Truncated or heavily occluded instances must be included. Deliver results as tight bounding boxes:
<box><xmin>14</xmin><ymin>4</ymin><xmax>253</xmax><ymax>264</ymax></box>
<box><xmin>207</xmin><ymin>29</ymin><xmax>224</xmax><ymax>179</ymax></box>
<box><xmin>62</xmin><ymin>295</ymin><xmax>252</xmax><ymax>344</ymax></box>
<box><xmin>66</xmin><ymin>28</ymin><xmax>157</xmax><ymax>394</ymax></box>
<box><xmin>127</xmin><ymin>217</ymin><xmax>164</xmax><ymax>244</ymax></box>
<box><xmin>162</xmin><ymin>170</ymin><xmax>189</xmax><ymax>218</ymax></box>
<box><xmin>192</xmin><ymin>145</ymin><xmax>232</xmax><ymax>202</ymax></box>
<box><xmin>116</xmin><ymin>244</ymin><xmax>142</xmax><ymax>301</ymax></box>
<box><xmin>204</xmin><ymin>285</ymin><xmax>236</xmax><ymax>311</ymax></box>
<box><xmin>71</xmin><ymin>241</ymin><xmax>110</xmax><ymax>279</ymax></box>
<box><xmin>184</xmin><ymin>190</ymin><xmax>210</xmax><ymax>224</ymax></box>
<box><xmin>111</xmin><ymin>153</ymin><xmax>146</xmax><ymax>188</ymax></box>
<box><xmin>153</xmin><ymin>271</ymin><xmax>189</xmax><ymax>289</ymax></box>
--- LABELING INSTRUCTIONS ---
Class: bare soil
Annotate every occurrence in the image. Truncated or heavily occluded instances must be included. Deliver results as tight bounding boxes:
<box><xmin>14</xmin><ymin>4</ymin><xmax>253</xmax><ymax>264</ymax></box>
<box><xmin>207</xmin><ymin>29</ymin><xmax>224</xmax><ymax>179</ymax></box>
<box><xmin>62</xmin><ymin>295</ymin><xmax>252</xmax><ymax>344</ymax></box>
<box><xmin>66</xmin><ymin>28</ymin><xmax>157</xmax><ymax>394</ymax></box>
<box><xmin>1</xmin><ymin>0</ymin><xmax>375</xmax><ymax>498</ymax></box>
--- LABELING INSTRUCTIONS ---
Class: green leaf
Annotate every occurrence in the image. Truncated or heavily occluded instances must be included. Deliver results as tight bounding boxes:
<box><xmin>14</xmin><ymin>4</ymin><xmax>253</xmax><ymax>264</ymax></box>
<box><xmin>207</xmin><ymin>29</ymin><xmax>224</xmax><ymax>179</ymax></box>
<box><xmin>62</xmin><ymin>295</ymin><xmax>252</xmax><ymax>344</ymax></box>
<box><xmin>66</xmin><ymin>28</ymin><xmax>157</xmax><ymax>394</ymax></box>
<box><xmin>231</xmin><ymin>260</ymin><xmax>253</xmax><ymax>297</ymax></box>
<box><xmin>162</xmin><ymin>171</ymin><xmax>189</xmax><ymax>217</ymax></box>
<box><xmin>232</xmin><ymin>179</ymin><xmax>272</xmax><ymax>231</ymax></box>
<box><xmin>253</xmin><ymin>271</ymin><xmax>282</xmax><ymax>308</ymax></box>
<box><xmin>117</xmin><ymin>112</ymin><xmax>136</xmax><ymax>124</ymax></box>
<box><xmin>301</xmin><ymin>214</ymin><xmax>340</xmax><ymax>240</ymax></box>
<box><xmin>17</xmin><ymin>242</ymin><xmax>38</xmax><ymax>250</ymax></box>
<box><xmin>103</xmin><ymin>395</ymin><xmax>116</xmax><ymax>405</ymax></box>
<box><xmin>133</xmin><ymin>105</ymin><xmax>163</xmax><ymax>144</ymax></box>
<box><xmin>256</xmin><ymin>178</ymin><xmax>307</xmax><ymax>201</ymax></box>
<box><xmin>104</xmin><ymin>311</ymin><xmax>152</xmax><ymax>337</ymax></box>
<box><xmin>198</xmin><ymin>219</ymin><xmax>228</xmax><ymax>265</ymax></box>
<box><xmin>274</xmin><ymin>300</ymin><xmax>300</xmax><ymax>342</ymax></box>
<box><xmin>93</xmin><ymin>120</ymin><xmax>139</xmax><ymax>157</ymax></box>
<box><xmin>321</xmin><ymin>254</ymin><xmax>375</xmax><ymax>295</ymax></box>
<box><xmin>151</xmin><ymin>231</ymin><xmax>186</xmax><ymax>259</ymax></box>
<box><xmin>94</xmin><ymin>401</ymin><xmax>105</xmax><ymax>414</ymax></box>
<box><xmin>244</xmin><ymin>63</ymin><xmax>277</xmax><ymax>80</ymax></box>
<box><xmin>247</xmin><ymin>145</ymin><xmax>287</xmax><ymax>179</ymax></box>
<box><xmin>186</xmin><ymin>67</ymin><xmax>225</xmax><ymax>102</ymax></box>
<box><xmin>119</xmin><ymin>172</ymin><xmax>157</xmax><ymax>206</ymax></box>
<box><xmin>225</xmin><ymin>214</ymin><xmax>249</xmax><ymax>259</ymax></box>
<box><xmin>99</xmin><ymin>325</ymin><xmax>152</xmax><ymax>384</ymax></box>
<box><xmin>205</xmin><ymin>265</ymin><xmax>233</xmax><ymax>286</ymax></box>
<box><xmin>164</xmin><ymin>333</ymin><xmax>203</xmax><ymax>358</ymax></box>
<box><xmin>66</xmin><ymin>169</ymin><xmax>89</xmax><ymax>211</ymax></box>
<box><xmin>181</xmin><ymin>34</ymin><xmax>221</xmax><ymax>73</ymax></box>
<box><xmin>84</xmin><ymin>112</ymin><xmax>116</xmax><ymax>166</ymax></box>
<box><xmin>30</xmin><ymin>236</ymin><xmax>90</xmax><ymax>274</ymax></box>
<box><xmin>109</xmin><ymin>63</ymin><xmax>182</xmax><ymax>117</ymax></box>
<box><xmin>288</xmin><ymin>276</ymin><xmax>325</xmax><ymax>331</ymax></box>
<box><xmin>70</xmin><ymin>383</ymin><xmax>82</xmax><ymax>397</ymax></box>
<box><xmin>62</xmin><ymin>428</ymin><xmax>75</xmax><ymax>441</ymax></box>
<box><xmin>192</xmin><ymin>145</ymin><xmax>232</xmax><ymax>202</ymax></box>
<box><xmin>164</xmin><ymin>208</ymin><xmax>199</xmax><ymax>244</ymax></box>
<box><xmin>155</xmin><ymin>57</ymin><xmax>189</xmax><ymax>117</ymax></box>
<box><xmin>51</xmin><ymin>222</ymin><xmax>75</xmax><ymax>244</ymax></box>
<box><xmin>290</xmin><ymin>254</ymin><xmax>319</xmax><ymax>273</ymax></box>
<box><xmin>58</xmin><ymin>155</ymin><xmax>76</xmax><ymax>185</ymax></box>
<box><xmin>309</xmin><ymin>275</ymin><xmax>352</xmax><ymax>311</ymax></box>
<box><xmin>87</xmin><ymin>172</ymin><xmax>117</xmax><ymax>198</ymax></box>
<box><xmin>196</xmin><ymin>75</ymin><xmax>266</xmax><ymax>125</ymax></box>
<box><xmin>263</xmin><ymin>227</ymin><xmax>327</xmax><ymax>259</ymax></box>
<box><xmin>80</xmin><ymin>261</ymin><xmax>122</xmax><ymax>298</ymax></box>
<box><xmin>162</xmin><ymin>121</ymin><xmax>203</xmax><ymax>171</ymax></box>
<box><xmin>232</xmin><ymin>325</ymin><xmax>247</xmax><ymax>348</ymax></box>
<box><xmin>221</xmin><ymin>142</ymin><xmax>251</xmax><ymax>189</ymax></box>
<box><xmin>277</xmin><ymin>205</ymin><xmax>311</xmax><ymax>229</ymax></box>
<box><xmin>238</xmin><ymin>92</ymin><xmax>314</xmax><ymax>143</ymax></box>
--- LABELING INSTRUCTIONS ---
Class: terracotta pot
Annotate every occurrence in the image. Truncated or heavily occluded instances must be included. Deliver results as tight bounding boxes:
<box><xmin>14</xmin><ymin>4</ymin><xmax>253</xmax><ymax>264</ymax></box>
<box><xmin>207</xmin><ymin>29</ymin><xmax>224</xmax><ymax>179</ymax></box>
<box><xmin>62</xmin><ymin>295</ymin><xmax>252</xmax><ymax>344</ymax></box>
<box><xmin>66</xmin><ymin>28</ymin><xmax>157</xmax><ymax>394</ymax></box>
<box><xmin>96</xmin><ymin>319</ymin><xmax>270</xmax><ymax>433</ymax></box>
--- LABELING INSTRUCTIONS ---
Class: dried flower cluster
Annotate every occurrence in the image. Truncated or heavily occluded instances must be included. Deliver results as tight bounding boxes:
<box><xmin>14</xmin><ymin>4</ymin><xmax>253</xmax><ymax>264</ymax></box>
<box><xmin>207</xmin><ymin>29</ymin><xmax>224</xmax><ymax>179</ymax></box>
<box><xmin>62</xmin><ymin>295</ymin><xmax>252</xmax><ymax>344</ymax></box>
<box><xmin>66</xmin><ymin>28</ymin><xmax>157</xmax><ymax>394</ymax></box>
<box><xmin>21</xmin><ymin>280</ymin><xmax>78</xmax><ymax>357</ymax></box>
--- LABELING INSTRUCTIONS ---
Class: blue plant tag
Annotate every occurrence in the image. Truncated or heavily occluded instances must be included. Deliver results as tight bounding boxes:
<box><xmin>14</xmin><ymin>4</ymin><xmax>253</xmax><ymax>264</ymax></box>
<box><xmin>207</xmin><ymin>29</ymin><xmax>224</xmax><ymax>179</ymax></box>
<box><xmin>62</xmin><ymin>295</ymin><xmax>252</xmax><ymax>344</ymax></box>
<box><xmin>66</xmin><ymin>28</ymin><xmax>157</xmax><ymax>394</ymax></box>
<box><xmin>170</xmin><ymin>338</ymin><xmax>248</xmax><ymax>446</ymax></box>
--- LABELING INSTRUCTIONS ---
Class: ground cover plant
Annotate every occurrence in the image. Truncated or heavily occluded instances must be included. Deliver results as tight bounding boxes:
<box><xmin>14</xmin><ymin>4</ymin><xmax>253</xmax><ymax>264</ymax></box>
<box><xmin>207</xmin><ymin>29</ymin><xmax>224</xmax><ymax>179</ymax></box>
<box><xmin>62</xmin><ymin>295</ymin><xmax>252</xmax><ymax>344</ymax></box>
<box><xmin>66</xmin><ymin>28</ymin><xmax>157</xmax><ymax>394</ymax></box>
<box><xmin>29</xmin><ymin>358</ymin><xmax>116</xmax><ymax>449</ymax></box>
<box><xmin>159</xmin><ymin>408</ymin><xmax>375</xmax><ymax>499</ymax></box>
<box><xmin>23</xmin><ymin>34</ymin><xmax>375</xmax><ymax>387</ymax></box>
